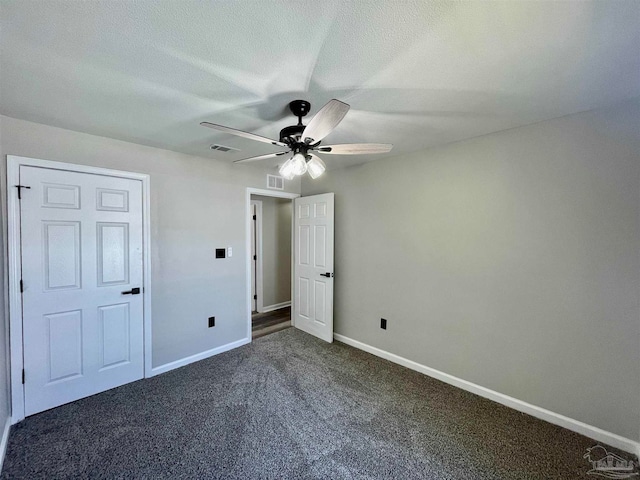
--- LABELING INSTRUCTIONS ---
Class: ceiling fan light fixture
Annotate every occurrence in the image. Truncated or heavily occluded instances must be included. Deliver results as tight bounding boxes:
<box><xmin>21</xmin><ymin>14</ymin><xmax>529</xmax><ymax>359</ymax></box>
<box><xmin>278</xmin><ymin>158</ymin><xmax>297</xmax><ymax>180</ymax></box>
<box><xmin>290</xmin><ymin>152</ymin><xmax>308</xmax><ymax>175</ymax></box>
<box><xmin>306</xmin><ymin>155</ymin><xmax>326</xmax><ymax>179</ymax></box>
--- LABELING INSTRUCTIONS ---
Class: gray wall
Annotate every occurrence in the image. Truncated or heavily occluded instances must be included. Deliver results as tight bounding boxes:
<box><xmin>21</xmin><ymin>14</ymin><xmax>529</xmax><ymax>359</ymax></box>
<box><xmin>302</xmin><ymin>100</ymin><xmax>640</xmax><ymax>441</ymax></box>
<box><xmin>251</xmin><ymin>195</ymin><xmax>292</xmax><ymax>308</ymax></box>
<box><xmin>0</xmin><ymin>115</ymin><xmax>301</xmax><ymax>368</ymax></box>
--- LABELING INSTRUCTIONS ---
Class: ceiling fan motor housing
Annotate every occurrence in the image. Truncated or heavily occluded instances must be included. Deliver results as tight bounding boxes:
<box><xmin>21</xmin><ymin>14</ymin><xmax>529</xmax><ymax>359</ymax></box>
<box><xmin>279</xmin><ymin>124</ymin><xmax>306</xmax><ymax>143</ymax></box>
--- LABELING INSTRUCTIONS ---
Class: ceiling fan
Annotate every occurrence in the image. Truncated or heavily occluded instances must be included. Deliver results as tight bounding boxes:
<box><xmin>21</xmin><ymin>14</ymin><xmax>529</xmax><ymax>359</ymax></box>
<box><xmin>200</xmin><ymin>99</ymin><xmax>392</xmax><ymax>179</ymax></box>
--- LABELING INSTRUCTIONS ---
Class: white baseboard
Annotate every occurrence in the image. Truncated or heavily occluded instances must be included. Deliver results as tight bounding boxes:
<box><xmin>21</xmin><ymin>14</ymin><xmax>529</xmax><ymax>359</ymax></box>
<box><xmin>334</xmin><ymin>333</ymin><xmax>640</xmax><ymax>456</ymax></box>
<box><xmin>150</xmin><ymin>337</ymin><xmax>251</xmax><ymax>377</ymax></box>
<box><xmin>260</xmin><ymin>301</ymin><xmax>291</xmax><ymax>314</ymax></box>
<box><xmin>0</xmin><ymin>416</ymin><xmax>11</xmax><ymax>474</ymax></box>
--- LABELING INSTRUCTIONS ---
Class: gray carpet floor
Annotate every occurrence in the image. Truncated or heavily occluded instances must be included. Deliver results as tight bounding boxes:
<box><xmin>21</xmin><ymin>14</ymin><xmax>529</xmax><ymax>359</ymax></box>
<box><xmin>2</xmin><ymin>328</ymin><xmax>637</xmax><ymax>479</ymax></box>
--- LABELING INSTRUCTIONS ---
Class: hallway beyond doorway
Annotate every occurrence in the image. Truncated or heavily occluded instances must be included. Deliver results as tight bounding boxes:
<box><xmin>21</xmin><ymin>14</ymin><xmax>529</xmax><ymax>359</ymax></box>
<box><xmin>252</xmin><ymin>307</ymin><xmax>291</xmax><ymax>339</ymax></box>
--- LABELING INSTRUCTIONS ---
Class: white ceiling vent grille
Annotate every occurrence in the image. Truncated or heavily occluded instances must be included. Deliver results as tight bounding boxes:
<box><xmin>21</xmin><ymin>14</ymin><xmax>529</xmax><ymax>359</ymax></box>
<box><xmin>210</xmin><ymin>144</ymin><xmax>240</xmax><ymax>153</ymax></box>
<box><xmin>267</xmin><ymin>174</ymin><xmax>284</xmax><ymax>190</ymax></box>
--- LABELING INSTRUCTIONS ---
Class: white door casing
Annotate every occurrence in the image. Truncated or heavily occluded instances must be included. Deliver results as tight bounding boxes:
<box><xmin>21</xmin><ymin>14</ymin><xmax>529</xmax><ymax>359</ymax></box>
<box><xmin>250</xmin><ymin>200</ymin><xmax>263</xmax><ymax>313</ymax></box>
<box><xmin>293</xmin><ymin>193</ymin><xmax>334</xmax><ymax>343</ymax></box>
<box><xmin>19</xmin><ymin>165</ymin><xmax>145</xmax><ymax>416</ymax></box>
<box><xmin>245</xmin><ymin>188</ymin><xmax>299</xmax><ymax>340</ymax></box>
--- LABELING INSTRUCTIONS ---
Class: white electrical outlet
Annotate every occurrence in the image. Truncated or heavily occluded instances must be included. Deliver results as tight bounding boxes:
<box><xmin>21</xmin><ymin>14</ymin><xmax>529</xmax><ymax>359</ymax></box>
<box><xmin>227</xmin><ymin>247</ymin><xmax>232</xmax><ymax>257</ymax></box>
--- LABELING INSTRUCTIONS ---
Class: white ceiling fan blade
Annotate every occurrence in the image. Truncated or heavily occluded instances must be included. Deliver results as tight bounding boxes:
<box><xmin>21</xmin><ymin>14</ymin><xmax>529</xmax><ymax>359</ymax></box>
<box><xmin>316</xmin><ymin>143</ymin><xmax>393</xmax><ymax>155</ymax></box>
<box><xmin>301</xmin><ymin>99</ymin><xmax>350</xmax><ymax>144</ymax></box>
<box><xmin>201</xmin><ymin>122</ymin><xmax>287</xmax><ymax>147</ymax></box>
<box><xmin>233</xmin><ymin>151</ymin><xmax>289</xmax><ymax>164</ymax></box>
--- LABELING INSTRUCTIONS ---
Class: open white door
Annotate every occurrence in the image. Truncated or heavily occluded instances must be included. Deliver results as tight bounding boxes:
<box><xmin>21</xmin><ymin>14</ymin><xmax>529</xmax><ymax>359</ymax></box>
<box><xmin>20</xmin><ymin>165</ymin><xmax>144</xmax><ymax>416</ymax></box>
<box><xmin>293</xmin><ymin>193</ymin><xmax>334</xmax><ymax>342</ymax></box>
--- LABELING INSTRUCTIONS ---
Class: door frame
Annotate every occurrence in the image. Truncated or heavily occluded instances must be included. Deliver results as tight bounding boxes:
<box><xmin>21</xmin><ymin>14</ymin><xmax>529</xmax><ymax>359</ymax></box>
<box><xmin>7</xmin><ymin>155</ymin><xmax>152</xmax><ymax>424</ymax></box>
<box><xmin>245</xmin><ymin>188</ymin><xmax>299</xmax><ymax>340</ymax></box>
<box><xmin>250</xmin><ymin>200</ymin><xmax>263</xmax><ymax>313</ymax></box>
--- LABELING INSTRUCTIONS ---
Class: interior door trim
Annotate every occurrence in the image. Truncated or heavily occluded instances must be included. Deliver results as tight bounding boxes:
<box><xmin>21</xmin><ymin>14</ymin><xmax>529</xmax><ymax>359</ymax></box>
<box><xmin>245</xmin><ymin>188</ymin><xmax>300</xmax><ymax>341</ymax></box>
<box><xmin>6</xmin><ymin>155</ymin><xmax>152</xmax><ymax>424</ymax></box>
<box><xmin>250</xmin><ymin>200</ymin><xmax>263</xmax><ymax>313</ymax></box>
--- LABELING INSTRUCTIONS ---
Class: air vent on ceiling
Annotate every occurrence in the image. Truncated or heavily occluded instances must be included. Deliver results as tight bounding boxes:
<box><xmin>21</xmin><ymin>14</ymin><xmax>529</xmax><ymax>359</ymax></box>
<box><xmin>267</xmin><ymin>174</ymin><xmax>284</xmax><ymax>190</ymax></box>
<box><xmin>210</xmin><ymin>144</ymin><xmax>240</xmax><ymax>153</ymax></box>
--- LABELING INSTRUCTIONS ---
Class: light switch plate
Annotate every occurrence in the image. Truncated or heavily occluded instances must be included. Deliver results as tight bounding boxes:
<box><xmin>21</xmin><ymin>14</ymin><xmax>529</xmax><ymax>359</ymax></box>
<box><xmin>227</xmin><ymin>247</ymin><xmax>233</xmax><ymax>257</ymax></box>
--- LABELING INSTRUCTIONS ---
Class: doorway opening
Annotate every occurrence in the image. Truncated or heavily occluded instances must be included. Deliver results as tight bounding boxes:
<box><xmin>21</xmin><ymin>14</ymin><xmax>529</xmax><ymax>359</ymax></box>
<box><xmin>246</xmin><ymin>189</ymin><xmax>298</xmax><ymax>340</ymax></box>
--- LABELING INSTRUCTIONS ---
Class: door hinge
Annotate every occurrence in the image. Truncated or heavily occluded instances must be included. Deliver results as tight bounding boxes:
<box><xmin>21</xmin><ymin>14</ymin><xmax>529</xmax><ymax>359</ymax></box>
<box><xmin>253</xmin><ymin>295</ymin><xmax>257</xmax><ymax>300</ymax></box>
<box><xmin>22</xmin><ymin>369</ymin><xmax>25</xmax><ymax>384</ymax></box>
<box><xmin>20</xmin><ymin>279</ymin><xmax>24</xmax><ymax>293</ymax></box>
<box><xmin>253</xmin><ymin>214</ymin><xmax>257</xmax><ymax>220</ymax></box>
<box><xmin>15</xmin><ymin>184</ymin><xmax>31</xmax><ymax>200</ymax></box>
<box><xmin>253</xmin><ymin>255</ymin><xmax>257</xmax><ymax>260</ymax></box>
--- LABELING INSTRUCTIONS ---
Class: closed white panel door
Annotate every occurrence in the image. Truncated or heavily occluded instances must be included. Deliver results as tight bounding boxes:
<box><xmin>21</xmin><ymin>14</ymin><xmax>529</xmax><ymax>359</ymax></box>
<box><xmin>20</xmin><ymin>166</ymin><xmax>144</xmax><ymax>416</ymax></box>
<box><xmin>293</xmin><ymin>193</ymin><xmax>334</xmax><ymax>342</ymax></box>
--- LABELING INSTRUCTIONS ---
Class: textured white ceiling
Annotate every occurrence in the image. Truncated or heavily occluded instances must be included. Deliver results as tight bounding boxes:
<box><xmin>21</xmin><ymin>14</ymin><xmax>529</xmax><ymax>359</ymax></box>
<box><xmin>1</xmin><ymin>1</ymin><xmax>639</xmax><ymax>170</ymax></box>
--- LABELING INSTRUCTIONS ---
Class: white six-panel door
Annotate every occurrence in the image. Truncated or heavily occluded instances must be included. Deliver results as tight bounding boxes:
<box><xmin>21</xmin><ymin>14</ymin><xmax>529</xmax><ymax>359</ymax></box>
<box><xmin>293</xmin><ymin>193</ymin><xmax>334</xmax><ymax>343</ymax></box>
<box><xmin>20</xmin><ymin>166</ymin><xmax>144</xmax><ymax>415</ymax></box>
